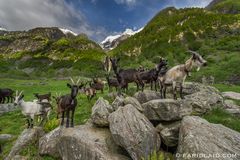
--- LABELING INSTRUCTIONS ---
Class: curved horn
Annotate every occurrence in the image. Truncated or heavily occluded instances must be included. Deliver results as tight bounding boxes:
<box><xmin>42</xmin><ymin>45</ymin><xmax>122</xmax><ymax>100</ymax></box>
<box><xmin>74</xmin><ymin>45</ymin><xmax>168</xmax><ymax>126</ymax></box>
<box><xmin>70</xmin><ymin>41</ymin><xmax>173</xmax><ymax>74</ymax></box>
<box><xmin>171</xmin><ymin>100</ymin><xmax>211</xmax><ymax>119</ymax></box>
<box><xmin>16</xmin><ymin>90</ymin><xmax>19</xmax><ymax>97</ymax></box>
<box><xmin>19</xmin><ymin>90</ymin><xmax>23</xmax><ymax>96</ymax></box>
<box><xmin>76</xmin><ymin>77</ymin><xmax>81</xmax><ymax>85</ymax></box>
<box><xmin>70</xmin><ymin>77</ymin><xmax>75</xmax><ymax>85</ymax></box>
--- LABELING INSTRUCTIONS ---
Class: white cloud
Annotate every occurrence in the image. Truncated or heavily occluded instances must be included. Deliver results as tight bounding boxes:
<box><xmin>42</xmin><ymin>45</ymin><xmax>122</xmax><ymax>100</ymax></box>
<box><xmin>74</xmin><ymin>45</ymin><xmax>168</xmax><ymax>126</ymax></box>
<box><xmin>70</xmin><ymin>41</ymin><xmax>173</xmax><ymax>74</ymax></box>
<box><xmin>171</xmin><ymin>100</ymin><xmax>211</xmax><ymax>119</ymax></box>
<box><xmin>171</xmin><ymin>0</ymin><xmax>212</xmax><ymax>8</ymax></box>
<box><xmin>114</xmin><ymin>0</ymin><xmax>137</xmax><ymax>6</ymax></box>
<box><xmin>0</xmin><ymin>0</ymin><xmax>106</xmax><ymax>40</ymax></box>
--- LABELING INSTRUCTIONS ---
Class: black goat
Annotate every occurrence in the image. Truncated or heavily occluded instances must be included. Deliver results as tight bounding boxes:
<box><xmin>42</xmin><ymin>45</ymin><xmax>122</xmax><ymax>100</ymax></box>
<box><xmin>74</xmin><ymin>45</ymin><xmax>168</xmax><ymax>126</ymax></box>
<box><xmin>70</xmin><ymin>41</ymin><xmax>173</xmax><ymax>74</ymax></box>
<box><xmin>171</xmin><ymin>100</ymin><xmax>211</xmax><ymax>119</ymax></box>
<box><xmin>110</xmin><ymin>58</ymin><xmax>144</xmax><ymax>93</ymax></box>
<box><xmin>106</xmin><ymin>74</ymin><xmax>119</xmax><ymax>92</ymax></box>
<box><xmin>0</xmin><ymin>88</ymin><xmax>14</xmax><ymax>104</ymax></box>
<box><xmin>140</xmin><ymin>58</ymin><xmax>168</xmax><ymax>91</ymax></box>
<box><xmin>34</xmin><ymin>92</ymin><xmax>51</xmax><ymax>102</ymax></box>
<box><xmin>58</xmin><ymin>78</ymin><xmax>84</xmax><ymax>128</ymax></box>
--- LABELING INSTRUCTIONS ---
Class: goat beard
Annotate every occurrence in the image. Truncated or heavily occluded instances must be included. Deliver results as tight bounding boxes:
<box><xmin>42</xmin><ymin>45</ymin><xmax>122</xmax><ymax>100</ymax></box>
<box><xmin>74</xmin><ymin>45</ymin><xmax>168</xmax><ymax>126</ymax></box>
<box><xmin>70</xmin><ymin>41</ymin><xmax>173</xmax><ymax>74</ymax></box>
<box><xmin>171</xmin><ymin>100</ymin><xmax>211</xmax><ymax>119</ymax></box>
<box><xmin>196</xmin><ymin>67</ymin><xmax>201</xmax><ymax>71</ymax></box>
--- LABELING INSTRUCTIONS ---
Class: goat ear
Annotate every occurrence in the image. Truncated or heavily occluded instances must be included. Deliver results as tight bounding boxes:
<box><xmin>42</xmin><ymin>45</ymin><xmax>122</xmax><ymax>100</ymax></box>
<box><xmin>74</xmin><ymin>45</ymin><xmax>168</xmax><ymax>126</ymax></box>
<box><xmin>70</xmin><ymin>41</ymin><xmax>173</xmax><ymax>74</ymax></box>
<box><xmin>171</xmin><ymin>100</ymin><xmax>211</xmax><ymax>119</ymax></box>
<box><xmin>79</xmin><ymin>84</ymin><xmax>84</xmax><ymax>89</ymax></box>
<box><xmin>67</xmin><ymin>83</ymin><xmax>72</xmax><ymax>88</ymax></box>
<box><xmin>20</xmin><ymin>94</ymin><xmax>24</xmax><ymax>99</ymax></box>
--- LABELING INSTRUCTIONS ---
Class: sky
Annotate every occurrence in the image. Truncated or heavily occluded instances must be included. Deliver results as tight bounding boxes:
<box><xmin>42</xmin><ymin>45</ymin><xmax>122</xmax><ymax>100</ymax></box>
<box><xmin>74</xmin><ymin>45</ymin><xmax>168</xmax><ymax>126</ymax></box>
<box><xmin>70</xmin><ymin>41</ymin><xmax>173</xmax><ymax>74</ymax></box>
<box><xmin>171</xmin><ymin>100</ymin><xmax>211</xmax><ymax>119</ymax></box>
<box><xmin>0</xmin><ymin>0</ymin><xmax>212</xmax><ymax>42</ymax></box>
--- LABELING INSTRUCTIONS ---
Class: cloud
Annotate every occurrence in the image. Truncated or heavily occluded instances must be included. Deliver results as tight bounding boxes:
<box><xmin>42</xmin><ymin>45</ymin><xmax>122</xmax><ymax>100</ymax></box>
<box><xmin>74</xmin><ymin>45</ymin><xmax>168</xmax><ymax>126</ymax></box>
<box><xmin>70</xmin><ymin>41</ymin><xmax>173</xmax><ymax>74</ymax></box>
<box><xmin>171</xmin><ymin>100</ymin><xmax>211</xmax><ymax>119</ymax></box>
<box><xmin>171</xmin><ymin>0</ymin><xmax>212</xmax><ymax>8</ymax></box>
<box><xmin>114</xmin><ymin>0</ymin><xmax>137</xmax><ymax>6</ymax></box>
<box><xmin>0</xmin><ymin>0</ymin><xmax>105</xmax><ymax>40</ymax></box>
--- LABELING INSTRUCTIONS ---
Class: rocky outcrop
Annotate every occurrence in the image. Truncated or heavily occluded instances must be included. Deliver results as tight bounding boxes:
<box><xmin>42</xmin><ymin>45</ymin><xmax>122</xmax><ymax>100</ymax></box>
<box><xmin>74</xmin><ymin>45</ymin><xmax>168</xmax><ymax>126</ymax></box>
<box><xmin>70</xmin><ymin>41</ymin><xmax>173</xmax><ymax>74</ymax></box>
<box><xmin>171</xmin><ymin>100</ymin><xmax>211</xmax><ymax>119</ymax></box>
<box><xmin>185</xmin><ymin>90</ymin><xmax>224</xmax><ymax>115</ymax></box>
<box><xmin>182</xmin><ymin>82</ymin><xmax>219</xmax><ymax>95</ymax></box>
<box><xmin>156</xmin><ymin>121</ymin><xmax>181</xmax><ymax>147</ymax></box>
<box><xmin>134</xmin><ymin>90</ymin><xmax>162</xmax><ymax>104</ymax></box>
<box><xmin>91</xmin><ymin>97</ymin><xmax>114</xmax><ymax>127</ymax></box>
<box><xmin>177</xmin><ymin>116</ymin><xmax>240</xmax><ymax>160</ymax></box>
<box><xmin>109</xmin><ymin>104</ymin><xmax>160</xmax><ymax>160</ymax></box>
<box><xmin>39</xmin><ymin>127</ymin><xmax>62</xmax><ymax>158</ymax></box>
<box><xmin>40</xmin><ymin>124</ymin><xmax>130</xmax><ymax>160</ymax></box>
<box><xmin>5</xmin><ymin>127</ymin><xmax>45</xmax><ymax>160</ymax></box>
<box><xmin>224</xmin><ymin>100</ymin><xmax>240</xmax><ymax>117</ymax></box>
<box><xmin>0</xmin><ymin>104</ymin><xmax>18</xmax><ymax>115</ymax></box>
<box><xmin>123</xmin><ymin>97</ymin><xmax>143</xmax><ymax>112</ymax></box>
<box><xmin>142</xmin><ymin>99</ymin><xmax>192</xmax><ymax>121</ymax></box>
<box><xmin>112</xmin><ymin>96</ymin><xmax>124</xmax><ymax>111</ymax></box>
<box><xmin>222</xmin><ymin>91</ymin><xmax>240</xmax><ymax>100</ymax></box>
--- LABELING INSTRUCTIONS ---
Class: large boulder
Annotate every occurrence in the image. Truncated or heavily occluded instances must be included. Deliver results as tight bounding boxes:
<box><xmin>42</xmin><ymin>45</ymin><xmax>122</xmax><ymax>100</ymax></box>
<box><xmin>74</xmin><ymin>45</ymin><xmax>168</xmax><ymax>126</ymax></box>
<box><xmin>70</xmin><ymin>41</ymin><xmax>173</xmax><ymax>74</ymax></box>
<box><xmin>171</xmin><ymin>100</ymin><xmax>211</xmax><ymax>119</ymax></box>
<box><xmin>177</xmin><ymin>116</ymin><xmax>240</xmax><ymax>160</ymax></box>
<box><xmin>91</xmin><ymin>97</ymin><xmax>114</xmax><ymax>127</ymax></box>
<box><xmin>112</xmin><ymin>96</ymin><xmax>124</xmax><ymax>111</ymax></box>
<box><xmin>156</xmin><ymin>121</ymin><xmax>181</xmax><ymax>147</ymax></box>
<box><xmin>134</xmin><ymin>90</ymin><xmax>162</xmax><ymax>104</ymax></box>
<box><xmin>182</xmin><ymin>82</ymin><xmax>219</xmax><ymax>95</ymax></box>
<box><xmin>185</xmin><ymin>90</ymin><xmax>224</xmax><ymax>115</ymax></box>
<box><xmin>109</xmin><ymin>104</ymin><xmax>161</xmax><ymax>160</ymax></box>
<box><xmin>0</xmin><ymin>104</ymin><xmax>18</xmax><ymax>115</ymax></box>
<box><xmin>222</xmin><ymin>91</ymin><xmax>240</xmax><ymax>100</ymax></box>
<box><xmin>39</xmin><ymin>127</ymin><xmax>62</xmax><ymax>158</ymax></box>
<box><xmin>123</xmin><ymin>97</ymin><xmax>143</xmax><ymax>112</ymax></box>
<box><xmin>39</xmin><ymin>124</ymin><xmax>130</xmax><ymax>160</ymax></box>
<box><xmin>142</xmin><ymin>99</ymin><xmax>192</xmax><ymax>121</ymax></box>
<box><xmin>5</xmin><ymin>127</ymin><xmax>45</xmax><ymax>160</ymax></box>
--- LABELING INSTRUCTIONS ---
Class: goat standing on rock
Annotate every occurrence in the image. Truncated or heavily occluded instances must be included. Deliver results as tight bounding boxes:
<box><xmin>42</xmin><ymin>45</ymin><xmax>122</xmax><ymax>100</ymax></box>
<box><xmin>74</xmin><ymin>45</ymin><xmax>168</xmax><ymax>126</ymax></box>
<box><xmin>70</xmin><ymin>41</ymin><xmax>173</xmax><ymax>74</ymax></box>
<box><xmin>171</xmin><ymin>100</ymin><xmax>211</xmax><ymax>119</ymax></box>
<box><xmin>57</xmin><ymin>78</ymin><xmax>84</xmax><ymax>128</ymax></box>
<box><xmin>159</xmin><ymin>51</ymin><xmax>207</xmax><ymax>99</ymax></box>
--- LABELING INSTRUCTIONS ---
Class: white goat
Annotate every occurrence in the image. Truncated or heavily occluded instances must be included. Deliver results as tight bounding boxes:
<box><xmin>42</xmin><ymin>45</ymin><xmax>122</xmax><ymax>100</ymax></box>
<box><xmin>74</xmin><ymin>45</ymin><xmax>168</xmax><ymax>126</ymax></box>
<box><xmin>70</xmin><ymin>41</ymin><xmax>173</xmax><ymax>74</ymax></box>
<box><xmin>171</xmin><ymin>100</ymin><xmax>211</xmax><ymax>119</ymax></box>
<box><xmin>14</xmin><ymin>91</ymin><xmax>51</xmax><ymax>128</ymax></box>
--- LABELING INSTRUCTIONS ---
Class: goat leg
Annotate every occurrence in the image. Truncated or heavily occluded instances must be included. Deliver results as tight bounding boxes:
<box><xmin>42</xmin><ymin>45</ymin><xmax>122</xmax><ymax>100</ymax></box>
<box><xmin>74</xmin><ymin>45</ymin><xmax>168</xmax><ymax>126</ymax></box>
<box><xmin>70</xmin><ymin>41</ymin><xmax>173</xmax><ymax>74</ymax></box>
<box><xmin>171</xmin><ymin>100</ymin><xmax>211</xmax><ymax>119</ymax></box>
<box><xmin>27</xmin><ymin>119</ymin><xmax>30</xmax><ymax>128</ymax></box>
<box><xmin>30</xmin><ymin>118</ymin><xmax>34</xmax><ymax>128</ymax></box>
<box><xmin>61</xmin><ymin>112</ymin><xmax>64</xmax><ymax>126</ymax></box>
<box><xmin>180</xmin><ymin>84</ymin><xmax>184</xmax><ymax>99</ymax></box>
<box><xmin>71</xmin><ymin>109</ymin><xmax>75</xmax><ymax>128</ymax></box>
<box><xmin>163</xmin><ymin>85</ymin><xmax>167</xmax><ymax>99</ymax></box>
<box><xmin>66</xmin><ymin>110</ymin><xmax>70</xmax><ymax>128</ymax></box>
<box><xmin>155</xmin><ymin>81</ymin><xmax>157</xmax><ymax>91</ymax></box>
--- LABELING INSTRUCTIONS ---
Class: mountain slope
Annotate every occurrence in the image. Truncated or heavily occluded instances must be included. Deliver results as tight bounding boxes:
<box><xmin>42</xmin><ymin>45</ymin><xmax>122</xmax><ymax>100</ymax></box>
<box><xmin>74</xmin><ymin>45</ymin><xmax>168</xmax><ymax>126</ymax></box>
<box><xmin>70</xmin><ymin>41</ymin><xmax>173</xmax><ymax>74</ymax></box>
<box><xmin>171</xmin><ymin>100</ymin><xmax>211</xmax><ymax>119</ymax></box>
<box><xmin>0</xmin><ymin>27</ymin><xmax>106</xmax><ymax>78</ymax></box>
<box><xmin>206</xmin><ymin>0</ymin><xmax>240</xmax><ymax>14</ymax></box>
<box><xmin>111</xmin><ymin>6</ymin><xmax>240</xmax><ymax>83</ymax></box>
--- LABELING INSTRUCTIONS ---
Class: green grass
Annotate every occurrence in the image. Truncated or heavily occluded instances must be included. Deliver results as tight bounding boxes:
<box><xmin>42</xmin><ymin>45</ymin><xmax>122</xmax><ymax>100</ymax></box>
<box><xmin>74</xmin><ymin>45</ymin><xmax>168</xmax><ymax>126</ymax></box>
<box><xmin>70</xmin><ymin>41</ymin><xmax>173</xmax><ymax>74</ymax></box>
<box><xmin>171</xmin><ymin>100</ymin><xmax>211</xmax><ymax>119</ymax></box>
<box><xmin>203</xmin><ymin>107</ymin><xmax>240</xmax><ymax>132</ymax></box>
<box><xmin>213</xmin><ymin>83</ymin><xmax>240</xmax><ymax>92</ymax></box>
<box><xmin>0</xmin><ymin>78</ymin><xmax>112</xmax><ymax>159</ymax></box>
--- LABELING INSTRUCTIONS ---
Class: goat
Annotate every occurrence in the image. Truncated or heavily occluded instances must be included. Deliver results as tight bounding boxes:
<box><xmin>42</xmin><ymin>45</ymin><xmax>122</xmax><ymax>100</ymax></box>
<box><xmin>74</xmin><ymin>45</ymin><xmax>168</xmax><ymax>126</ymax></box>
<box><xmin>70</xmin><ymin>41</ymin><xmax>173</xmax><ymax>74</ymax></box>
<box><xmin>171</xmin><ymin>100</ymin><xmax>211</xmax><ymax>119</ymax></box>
<box><xmin>140</xmin><ymin>58</ymin><xmax>168</xmax><ymax>91</ymax></box>
<box><xmin>14</xmin><ymin>91</ymin><xmax>51</xmax><ymax>128</ymax></box>
<box><xmin>52</xmin><ymin>93</ymin><xmax>62</xmax><ymax>119</ymax></box>
<box><xmin>0</xmin><ymin>88</ymin><xmax>14</xmax><ymax>104</ymax></box>
<box><xmin>89</xmin><ymin>78</ymin><xmax>104</xmax><ymax>93</ymax></box>
<box><xmin>34</xmin><ymin>92</ymin><xmax>51</xmax><ymax>102</ymax></box>
<box><xmin>159</xmin><ymin>51</ymin><xmax>207</xmax><ymax>99</ymax></box>
<box><xmin>103</xmin><ymin>56</ymin><xmax>112</xmax><ymax>73</ymax></box>
<box><xmin>81</xmin><ymin>85</ymin><xmax>96</xmax><ymax>101</ymax></box>
<box><xmin>110</xmin><ymin>57</ymin><xmax>144</xmax><ymax>93</ymax></box>
<box><xmin>105</xmin><ymin>74</ymin><xmax>119</xmax><ymax>92</ymax></box>
<box><xmin>57</xmin><ymin>77</ymin><xmax>84</xmax><ymax>128</ymax></box>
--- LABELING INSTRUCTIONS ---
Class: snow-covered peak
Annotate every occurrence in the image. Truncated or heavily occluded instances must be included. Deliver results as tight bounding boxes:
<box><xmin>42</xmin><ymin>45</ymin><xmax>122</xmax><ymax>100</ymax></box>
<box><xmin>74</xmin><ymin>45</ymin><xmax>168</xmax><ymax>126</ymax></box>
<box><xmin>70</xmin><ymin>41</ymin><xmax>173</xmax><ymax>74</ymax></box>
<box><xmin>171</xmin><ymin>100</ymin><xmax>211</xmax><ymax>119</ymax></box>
<box><xmin>101</xmin><ymin>27</ymin><xmax>143</xmax><ymax>45</ymax></box>
<box><xmin>0</xmin><ymin>27</ymin><xmax>7</xmax><ymax>31</ymax></box>
<box><xmin>59</xmin><ymin>28</ymin><xmax>77</xmax><ymax>36</ymax></box>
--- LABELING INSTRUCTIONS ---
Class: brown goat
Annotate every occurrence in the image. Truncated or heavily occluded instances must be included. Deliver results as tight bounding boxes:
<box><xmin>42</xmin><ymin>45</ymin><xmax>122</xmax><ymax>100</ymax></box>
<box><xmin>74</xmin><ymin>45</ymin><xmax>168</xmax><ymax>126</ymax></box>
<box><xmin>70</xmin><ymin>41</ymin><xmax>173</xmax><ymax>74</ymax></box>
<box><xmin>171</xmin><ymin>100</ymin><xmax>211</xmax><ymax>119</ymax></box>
<box><xmin>89</xmin><ymin>78</ymin><xmax>104</xmax><ymax>93</ymax></box>
<box><xmin>34</xmin><ymin>92</ymin><xmax>51</xmax><ymax>102</ymax></box>
<box><xmin>57</xmin><ymin>78</ymin><xmax>84</xmax><ymax>127</ymax></box>
<box><xmin>110</xmin><ymin>57</ymin><xmax>144</xmax><ymax>93</ymax></box>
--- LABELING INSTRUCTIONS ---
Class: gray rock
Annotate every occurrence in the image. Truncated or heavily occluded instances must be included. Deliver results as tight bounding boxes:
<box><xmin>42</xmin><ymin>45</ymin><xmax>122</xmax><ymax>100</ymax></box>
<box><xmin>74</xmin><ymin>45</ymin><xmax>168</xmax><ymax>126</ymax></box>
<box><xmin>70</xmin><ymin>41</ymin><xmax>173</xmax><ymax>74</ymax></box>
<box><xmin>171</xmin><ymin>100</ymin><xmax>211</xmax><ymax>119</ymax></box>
<box><xmin>185</xmin><ymin>90</ymin><xmax>224</xmax><ymax>115</ymax></box>
<box><xmin>142</xmin><ymin>99</ymin><xmax>192</xmax><ymax>121</ymax></box>
<box><xmin>57</xmin><ymin>124</ymin><xmax>130</xmax><ymax>160</ymax></box>
<box><xmin>123</xmin><ymin>97</ymin><xmax>143</xmax><ymax>112</ymax></box>
<box><xmin>112</xmin><ymin>96</ymin><xmax>124</xmax><ymax>111</ymax></box>
<box><xmin>156</xmin><ymin>121</ymin><xmax>181</xmax><ymax>147</ymax></box>
<box><xmin>225</xmin><ymin>108</ymin><xmax>240</xmax><ymax>117</ymax></box>
<box><xmin>39</xmin><ymin>127</ymin><xmax>62</xmax><ymax>158</ymax></box>
<box><xmin>134</xmin><ymin>90</ymin><xmax>162</xmax><ymax>104</ymax></box>
<box><xmin>109</xmin><ymin>104</ymin><xmax>160</xmax><ymax>160</ymax></box>
<box><xmin>224</xmin><ymin>99</ymin><xmax>238</xmax><ymax>109</ymax></box>
<box><xmin>5</xmin><ymin>127</ymin><xmax>45</xmax><ymax>160</ymax></box>
<box><xmin>182</xmin><ymin>82</ymin><xmax>219</xmax><ymax>95</ymax></box>
<box><xmin>0</xmin><ymin>104</ymin><xmax>18</xmax><ymax>115</ymax></box>
<box><xmin>91</xmin><ymin>97</ymin><xmax>114</xmax><ymax>127</ymax></box>
<box><xmin>176</xmin><ymin>116</ymin><xmax>240</xmax><ymax>160</ymax></box>
<box><xmin>222</xmin><ymin>91</ymin><xmax>240</xmax><ymax>100</ymax></box>
<box><xmin>0</xmin><ymin>134</ymin><xmax>12</xmax><ymax>142</ymax></box>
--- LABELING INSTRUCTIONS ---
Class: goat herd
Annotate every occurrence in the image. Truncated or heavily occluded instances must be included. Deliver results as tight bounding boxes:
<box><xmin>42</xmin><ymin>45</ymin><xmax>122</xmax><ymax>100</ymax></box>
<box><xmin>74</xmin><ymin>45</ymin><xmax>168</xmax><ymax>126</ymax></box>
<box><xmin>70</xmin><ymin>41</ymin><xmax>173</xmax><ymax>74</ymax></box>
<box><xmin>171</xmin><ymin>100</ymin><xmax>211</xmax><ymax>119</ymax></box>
<box><xmin>0</xmin><ymin>50</ymin><xmax>207</xmax><ymax>128</ymax></box>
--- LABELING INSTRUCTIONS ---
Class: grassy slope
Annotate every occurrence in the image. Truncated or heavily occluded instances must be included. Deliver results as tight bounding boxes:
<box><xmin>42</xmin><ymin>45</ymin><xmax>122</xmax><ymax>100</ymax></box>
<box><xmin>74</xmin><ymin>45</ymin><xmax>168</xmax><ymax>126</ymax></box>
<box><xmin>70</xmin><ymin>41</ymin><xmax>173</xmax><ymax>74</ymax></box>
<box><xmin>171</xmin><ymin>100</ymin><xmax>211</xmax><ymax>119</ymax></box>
<box><xmin>111</xmin><ymin>7</ymin><xmax>240</xmax><ymax>83</ymax></box>
<box><xmin>0</xmin><ymin>78</ymin><xmax>113</xmax><ymax>159</ymax></box>
<box><xmin>208</xmin><ymin>0</ymin><xmax>240</xmax><ymax>13</ymax></box>
<box><xmin>0</xmin><ymin>78</ymin><xmax>240</xmax><ymax>159</ymax></box>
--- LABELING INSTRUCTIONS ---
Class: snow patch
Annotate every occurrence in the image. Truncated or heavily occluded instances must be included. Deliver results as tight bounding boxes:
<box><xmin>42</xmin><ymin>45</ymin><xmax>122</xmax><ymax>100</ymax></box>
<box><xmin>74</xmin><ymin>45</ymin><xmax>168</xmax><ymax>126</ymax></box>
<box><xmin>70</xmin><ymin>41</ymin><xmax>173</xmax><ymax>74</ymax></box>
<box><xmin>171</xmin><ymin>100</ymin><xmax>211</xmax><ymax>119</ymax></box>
<box><xmin>0</xmin><ymin>27</ymin><xmax>7</xmax><ymax>31</ymax></box>
<box><xmin>59</xmin><ymin>28</ymin><xmax>77</xmax><ymax>36</ymax></box>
